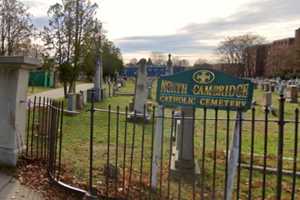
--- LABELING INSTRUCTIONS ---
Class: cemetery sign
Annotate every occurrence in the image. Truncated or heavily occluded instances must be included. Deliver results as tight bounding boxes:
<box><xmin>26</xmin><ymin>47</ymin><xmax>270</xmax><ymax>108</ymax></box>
<box><xmin>156</xmin><ymin>68</ymin><xmax>254</xmax><ymax>112</ymax></box>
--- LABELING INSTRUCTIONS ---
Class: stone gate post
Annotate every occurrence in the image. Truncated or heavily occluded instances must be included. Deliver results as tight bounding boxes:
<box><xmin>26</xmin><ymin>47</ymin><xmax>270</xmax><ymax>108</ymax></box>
<box><xmin>0</xmin><ymin>57</ymin><xmax>40</xmax><ymax>166</ymax></box>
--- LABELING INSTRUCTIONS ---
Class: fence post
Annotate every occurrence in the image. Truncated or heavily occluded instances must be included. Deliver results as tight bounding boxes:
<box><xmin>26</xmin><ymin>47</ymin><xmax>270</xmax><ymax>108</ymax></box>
<box><xmin>276</xmin><ymin>94</ymin><xmax>285</xmax><ymax>200</ymax></box>
<box><xmin>86</xmin><ymin>89</ymin><xmax>97</xmax><ymax>199</ymax></box>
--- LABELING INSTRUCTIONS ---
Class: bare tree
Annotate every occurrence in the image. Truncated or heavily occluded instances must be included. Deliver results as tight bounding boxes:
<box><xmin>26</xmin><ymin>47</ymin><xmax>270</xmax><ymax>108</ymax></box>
<box><xmin>150</xmin><ymin>52</ymin><xmax>167</xmax><ymax>65</ymax></box>
<box><xmin>0</xmin><ymin>0</ymin><xmax>34</xmax><ymax>56</ymax></box>
<box><xmin>193</xmin><ymin>58</ymin><xmax>208</xmax><ymax>67</ymax></box>
<box><xmin>128</xmin><ymin>58</ymin><xmax>138</xmax><ymax>65</ymax></box>
<box><xmin>216</xmin><ymin>34</ymin><xmax>265</xmax><ymax>73</ymax></box>
<box><xmin>172</xmin><ymin>56</ymin><xmax>190</xmax><ymax>67</ymax></box>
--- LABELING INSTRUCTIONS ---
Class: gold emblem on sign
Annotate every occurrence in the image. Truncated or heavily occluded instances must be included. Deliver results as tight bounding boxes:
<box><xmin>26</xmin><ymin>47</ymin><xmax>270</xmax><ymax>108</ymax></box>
<box><xmin>193</xmin><ymin>70</ymin><xmax>215</xmax><ymax>84</ymax></box>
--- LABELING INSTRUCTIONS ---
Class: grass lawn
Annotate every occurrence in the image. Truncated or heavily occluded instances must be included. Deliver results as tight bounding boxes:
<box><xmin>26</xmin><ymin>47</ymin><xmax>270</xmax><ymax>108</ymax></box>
<box><xmin>55</xmin><ymin>80</ymin><xmax>300</xmax><ymax>199</ymax></box>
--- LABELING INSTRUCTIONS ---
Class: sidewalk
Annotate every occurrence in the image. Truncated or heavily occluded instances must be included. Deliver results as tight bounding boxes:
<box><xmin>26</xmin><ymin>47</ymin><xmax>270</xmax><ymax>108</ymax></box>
<box><xmin>0</xmin><ymin>172</ymin><xmax>43</xmax><ymax>200</ymax></box>
<box><xmin>27</xmin><ymin>83</ymin><xmax>94</xmax><ymax>101</ymax></box>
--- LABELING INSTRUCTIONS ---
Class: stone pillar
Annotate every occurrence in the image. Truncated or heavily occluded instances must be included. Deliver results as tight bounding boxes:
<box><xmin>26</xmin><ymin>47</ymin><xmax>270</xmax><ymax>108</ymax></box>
<box><xmin>0</xmin><ymin>56</ymin><xmax>40</xmax><ymax>166</ymax></box>
<box><xmin>129</xmin><ymin>59</ymin><xmax>150</xmax><ymax>121</ymax></box>
<box><xmin>171</xmin><ymin>108</ymin><xmax>200</xmax><ymax>180</ymax></box>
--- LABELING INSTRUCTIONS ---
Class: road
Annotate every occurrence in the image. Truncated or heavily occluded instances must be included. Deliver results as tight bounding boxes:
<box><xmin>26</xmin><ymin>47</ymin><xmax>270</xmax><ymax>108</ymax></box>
<box><xmin>27</xmin><ymin>83</ymin><xmax>93</xmax><ymax>101</ymax></box>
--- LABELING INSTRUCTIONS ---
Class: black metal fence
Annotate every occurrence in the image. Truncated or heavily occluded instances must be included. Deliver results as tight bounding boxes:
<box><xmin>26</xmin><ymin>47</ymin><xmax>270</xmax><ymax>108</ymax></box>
<box><xmin>24</xmin><ymin>94</ymin><xmax>300</xmax><ymax>200</ymax></box>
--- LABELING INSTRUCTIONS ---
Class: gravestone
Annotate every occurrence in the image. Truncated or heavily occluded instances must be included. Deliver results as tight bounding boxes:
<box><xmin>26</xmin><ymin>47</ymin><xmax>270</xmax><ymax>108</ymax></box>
<box><xmin>76</xmin><ymin>93</ymin><xmax>84</xmax><ymax>110</ymax></box>
<box><xmin>264</xmin><ymin>92</ymin><xmax>272</xmax><ymax>108</ymax></box>
<box><xmin>67</xmin><ymin>93</ymin><xmax>77</xmax><ymax>111</ymax></box>
<box><xmin>0</xmin><ymin>56</ymin><xmax>39</xmax><ymax>166</ymax></box>
<box><xmin>80</xmin><ymin>90</ymin><xmax>87</xmax><ymax>105</ymax></box>
<box><xmin>94</xmin><ymin>53</ymin><xmax>104</xmax><ymax>101</ymax></box>
<box><xmin>286</xmin><ymin>85</ymin><xmax>298</xmax><ymax>103</ymax></box>
<box><xmin>128</xmin><ymin>59</ymin><xmax>150</xmax><ymax>121</ymax></box>
<box><xmin>170</xmin><ymin>108</ymin><xmax>200</xmax><ymax>179</ymax></box>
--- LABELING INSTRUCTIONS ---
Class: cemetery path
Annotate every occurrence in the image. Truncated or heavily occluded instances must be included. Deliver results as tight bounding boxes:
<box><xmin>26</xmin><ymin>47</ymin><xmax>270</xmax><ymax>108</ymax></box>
<box><xmin>0</xmin><ymin>172</ymin><xmax>43</xmax><ymax>200</ymax></box>
<box><xmin>27</xmin><ymin>83</ymin><xmax>94</xmax><ymax>101</ymax></box>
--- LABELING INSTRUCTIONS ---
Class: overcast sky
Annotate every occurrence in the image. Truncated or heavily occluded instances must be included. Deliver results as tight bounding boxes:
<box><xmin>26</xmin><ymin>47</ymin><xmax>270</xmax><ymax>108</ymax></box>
<box><xmin>22</xmin><ymin>0</ymin><xmax>300</xmax><ymax>63</ymax></box>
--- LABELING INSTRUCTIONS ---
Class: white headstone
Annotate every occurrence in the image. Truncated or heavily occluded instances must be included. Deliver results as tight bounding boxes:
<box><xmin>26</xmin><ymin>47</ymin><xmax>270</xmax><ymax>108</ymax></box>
<box><xmin>133</xmin><ymin>59</ymin><xmax>149</xmax><ymax>116</ymax></box>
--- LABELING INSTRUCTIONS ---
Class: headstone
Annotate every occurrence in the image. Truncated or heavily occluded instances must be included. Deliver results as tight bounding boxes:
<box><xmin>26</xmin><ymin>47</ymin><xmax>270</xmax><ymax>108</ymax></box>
<box><xmin>264</xmin><ymin>92</ymin><xmax>272</xmax><ymax>108</ymax></box>
<box><xmin>76</xmin><ymin>93</ymin><xmax>84</xmax><ymax>110</ymax></box>
<box><xmin>80</xmin><ymin>90</ymin><xmax>87</xmax><ymax>105</ymax></box>
<box><xmin>67</xmin><ymin>93</ymin><xmax>77</xmax><ymax>111</ymax></box>
<box><xmin>94</xmin><ymin>46</ymin><xmax>104</xmax><ymax>101</ymax></box>
<box><xmin>0</xmin><ymin>56</ymin><xmax>39</xmax><ymax>166</ymax></box>
<box><xmin>264</xmin><ymin>82</ymin><xmax>270</xmax><ymax>92</ymax></box>
<box><xmin>286</xmin><ymin>85</ymin><xmax>298</xmax><ymax>103</ymax></box>
<box><xmin>128</xmin><ymin>59</ymin><xmax>150</xmax><ymax>121</ymax></box>
<box><xmin>170</xmin><ymin>108</ymin><xmax>200</xmax><ymax>180</ymax></box>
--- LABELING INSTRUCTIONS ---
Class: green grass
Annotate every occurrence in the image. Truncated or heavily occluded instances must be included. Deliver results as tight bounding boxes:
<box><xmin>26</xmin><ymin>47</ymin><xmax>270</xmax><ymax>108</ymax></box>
<box><xmin>38</xmin><ymin>81</ymin><xmax>300</xmax><ymax>199</ymax></box>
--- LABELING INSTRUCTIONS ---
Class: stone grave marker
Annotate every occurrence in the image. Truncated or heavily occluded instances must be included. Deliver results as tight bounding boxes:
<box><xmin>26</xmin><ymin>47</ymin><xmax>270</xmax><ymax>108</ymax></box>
<box><xmin>287</xmin><ymin>85</ymin><xmax>298</xmax><ymax>103</ymax></box>
<box><xmin>128</xmin><ymin>59</ymin><xmax>150</xmax><ymax>121</ymax></box>
<box><xmin>264</xmin><ymin>92</ymin><xmax>272</xmax><ymax>108</ymax></box>
<box><xmin>66</xmin><ymin>93</ymin><xmax>79</xmax><ymax>115</ymax></box>
<box><xmin>170</xmin><ymin>108</ymin><xmax>200</xmax><ymax>179</ymax></box>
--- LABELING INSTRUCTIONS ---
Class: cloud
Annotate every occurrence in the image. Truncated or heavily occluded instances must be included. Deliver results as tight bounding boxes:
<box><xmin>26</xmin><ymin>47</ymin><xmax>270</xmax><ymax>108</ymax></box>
<box><xmin>116</xmin><ymin>0</ymin><xmax>300</xmax><ymax>58</ymax></box>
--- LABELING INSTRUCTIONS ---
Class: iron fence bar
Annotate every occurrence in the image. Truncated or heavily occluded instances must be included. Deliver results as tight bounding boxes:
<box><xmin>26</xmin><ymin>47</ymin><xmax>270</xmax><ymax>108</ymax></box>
<box><xmin>115</xmin><ymin>106</ymin><xmax>120</xmax><ymax>196</ymax></box>
<box><xmin>54</xmin><ymin>101</ymin><xmax>61</xmax><ymax>178</ymax></box>
<box><xmin>178</xmin><ymin>111</ymin><xmax>185</xmax><ymax>200</ymax></box>
<box><xmin>291</xmin><ymin>108</ymin><xmax>299</xmax><ymax>200</ymax></box>
<box><xmin>52</xmin><ymin>101</ymin><xmax>58</xmax><ymax>177</ymax></box>
<box><xmin>48</xmin><ymin>100</ymin><xmax>56</xmax><ymax>175</ymax></box>
<box><xmin>57</xmin><ymin>101</ymin><xmax>64</xmax><ymax>181</ymax></box>
<box><xmin>224</xmin><ymin>109</ymin><xmax>230</xmax><ymax>200</ymax></box>
<box><xmin>139</xmin><ymin>105</ymin><xmax>146</xmax><ymax>199</ymax></box>
<box><xmin>37</xmin><ymin>96</ymin><xmax>41</xmax><ymax>159</ymax></box>
<box><xmin>26</xmin><ymin>99</ymin><xmax>32</xmax><ymax>157</ymax></box>
<box><xmin>159</xmin><ymin>107</ymin><xmax>165</xmax><ymax>199</ymax></box>
<box><xmin>212</xmin><ymin>109</ymin><xmax>218</xmax><ymax>200</ymax></box>
<box><xmin>40</xmin><ymin>97</ymin><xmax>46</xmax><ymax>160</ymax></box>
<box><xmin>167</xmin><ymin>111</ymin><xmax>175</xmax><ymax>199</ymax></box>
<box><xmin>106</xmin><ymin>105</ymin><xmax>111</xmax><ymax>199</ymax></box>
<box><xmin>236</xmin><ymin>111</ymin><xmax>243</xmax><ymax>200</ymax></box>
<box><xmin>31</xmin><ymin>96</ymin><xmax>36</xmax><ymax>158</ymax></box>
<box><xmin>248</xmin><ymin>107</ymin><xmax>256</xmax><ymax>200</ymax></box>
<box><xmin>93</xmin><ymin>108</ymin><xmax>297</xmax><ymax>124</ymax></box>
<box><xmin>192</xmin><ymin>109</ymin><xmax>196</xmax><ymax>200</ymax></box>
<box><xmin>122</xmin><ymin>106</ymin><xmax>128</xmax><ymax>193</ymax></box>
<box><xmin>241</xmin><ymin>163</ymin><xmax>300</xmax><ymax>176</ymax></box>
<box><xmin>277</xmin><ymin>95</ymin><xmax>285</xmax><ymax>200</ymax></box>
<box><xmin>201</xmin><ymin>108</ymin><xmax>207</xmax><ymax>200</ymax></box>
<box><xmin>262</xmin><ymin>106</ymin><xmax>269</xmax><ymax>200</ymax></box>
<box><xmin>45</xmin><ymin>98</ymin><xmax>51</xmax><ymax>161</ymax></box>
<box><xmin>149</xmin><ymin>106</ymin><xmax>155</xmax><ymax>200</ymax></box>
<box><xmin>128</xmin><ymin>110</ymin><xmax>137</xmax><ymax>199</ymax></box>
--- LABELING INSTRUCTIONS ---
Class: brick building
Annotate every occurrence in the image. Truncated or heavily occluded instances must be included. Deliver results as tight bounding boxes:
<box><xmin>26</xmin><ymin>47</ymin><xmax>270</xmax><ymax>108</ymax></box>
<box><xmin>245</xmin><ymin>28</ymin><xmax>300</xmax><ymax>77</ymax></box>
